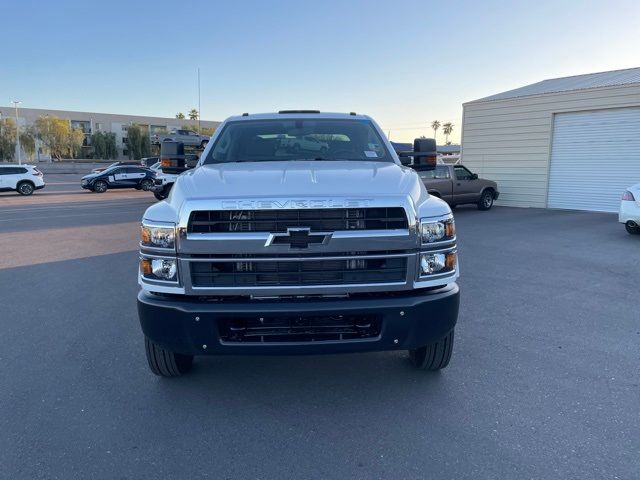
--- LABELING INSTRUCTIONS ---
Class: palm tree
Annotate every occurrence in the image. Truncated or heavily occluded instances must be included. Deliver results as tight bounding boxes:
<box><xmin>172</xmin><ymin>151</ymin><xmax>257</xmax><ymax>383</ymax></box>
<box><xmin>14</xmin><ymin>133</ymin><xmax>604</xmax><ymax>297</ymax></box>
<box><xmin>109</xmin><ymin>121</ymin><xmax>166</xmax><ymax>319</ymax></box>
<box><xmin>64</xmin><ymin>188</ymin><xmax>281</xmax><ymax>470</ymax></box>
<box><xmin>188</xmin><ymin>109</ymin><xmax>199</xmax><ymax>120</ymax></box>
<box><xmin>175</xmin><ymin>112</ymin><xmax>185</xmax><ymax>119</ymax></box>
<box><xmin>431</xmin><ymin>120</ymin><xmax>441</xmax><ymax>140</ymax></box>
<box><xmin>442</xmin><ymin>122</ymin><xmax>454</xmax><ymax>144</ymax></box>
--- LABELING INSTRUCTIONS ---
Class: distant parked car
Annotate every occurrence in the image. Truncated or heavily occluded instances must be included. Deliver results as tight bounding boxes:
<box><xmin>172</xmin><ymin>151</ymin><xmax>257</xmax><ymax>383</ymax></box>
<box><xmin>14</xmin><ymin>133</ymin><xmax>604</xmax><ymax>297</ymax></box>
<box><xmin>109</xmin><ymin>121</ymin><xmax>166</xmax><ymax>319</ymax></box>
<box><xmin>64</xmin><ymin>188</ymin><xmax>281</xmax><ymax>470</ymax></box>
<box><xmin>81</xmin><ymin>166</ymin><xmax>156</xmax><ymax>193</ymax></box>
<box><xmin>151</xmin><ymin>129</ymin><xmax>209</xmax><ymax>148</ymax></box>
<box><xmin>414</xmin><ymin>164</ymin><xmax>499</xmax><ymax>210</ymax></box>
<box><xmin>91</xmin><ymin>161</ymin><xmax>142</xmax><ymax>174</ymax></box>
<box><xmin>620</xmin><ymin>184</ymin><xmax>640</xmax><ymax>234</ymax></box>
<box><xmin>0</xmin><ymin>164</ymin><xmax>45</xmax><ymax>195</ymax></box>
<box><xmin>280</xmin><ymin>135</ymin><xmax>329</xmax><ymax>153</ymax></box>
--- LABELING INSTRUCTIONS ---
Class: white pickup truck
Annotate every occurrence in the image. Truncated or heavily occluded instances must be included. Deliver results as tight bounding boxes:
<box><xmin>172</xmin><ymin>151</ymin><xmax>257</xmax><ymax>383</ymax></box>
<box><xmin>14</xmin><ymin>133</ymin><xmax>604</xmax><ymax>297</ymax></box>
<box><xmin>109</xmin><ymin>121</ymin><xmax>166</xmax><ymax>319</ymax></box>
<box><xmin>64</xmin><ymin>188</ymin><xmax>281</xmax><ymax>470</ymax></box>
<box><xmin>137</xmin><ymin>111</ymin><xmax>460</xmax><ymax>377</ymax></box>
<box><xmin>151</xmin><ymin>129</ymin><xmax>210</xmax><ymax>148</ymax></box>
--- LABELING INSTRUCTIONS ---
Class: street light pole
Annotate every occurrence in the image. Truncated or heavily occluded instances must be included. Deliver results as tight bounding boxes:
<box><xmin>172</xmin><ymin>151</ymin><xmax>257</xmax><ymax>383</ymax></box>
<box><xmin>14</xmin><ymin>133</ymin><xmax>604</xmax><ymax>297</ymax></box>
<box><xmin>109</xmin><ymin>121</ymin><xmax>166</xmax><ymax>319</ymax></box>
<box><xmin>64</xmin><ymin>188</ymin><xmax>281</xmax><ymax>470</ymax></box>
<box><xmin>12</xmin><ymin>100</ymin><xmax>22</xmax><ymax>165</ymax></box>
<box><xmin>197</xmin><ymin>67</ymin><xmax>201</xmax><ymax>133</ymax></box>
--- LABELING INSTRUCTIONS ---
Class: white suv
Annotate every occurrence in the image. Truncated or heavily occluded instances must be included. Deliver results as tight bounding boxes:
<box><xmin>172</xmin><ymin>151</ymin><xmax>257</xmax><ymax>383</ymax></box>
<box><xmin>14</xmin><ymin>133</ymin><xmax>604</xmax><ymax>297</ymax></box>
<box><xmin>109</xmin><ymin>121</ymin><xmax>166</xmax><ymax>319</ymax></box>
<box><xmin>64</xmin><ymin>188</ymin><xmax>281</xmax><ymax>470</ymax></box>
<box><xmin>0</xmin><ymin>164</ymin><xmax>46</xmax><ymax>195</ymax></box>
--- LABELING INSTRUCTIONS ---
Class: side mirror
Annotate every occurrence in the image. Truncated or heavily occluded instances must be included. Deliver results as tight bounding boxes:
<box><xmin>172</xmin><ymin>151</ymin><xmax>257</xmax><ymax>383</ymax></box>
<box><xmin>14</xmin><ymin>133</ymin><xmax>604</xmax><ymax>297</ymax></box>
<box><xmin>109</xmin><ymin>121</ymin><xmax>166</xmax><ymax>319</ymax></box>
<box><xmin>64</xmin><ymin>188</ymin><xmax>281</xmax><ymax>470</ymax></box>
<box><xmin>160</xmin><ymin>141</ymin><xmax>188</xmax><ymax>174</ymax></box>
<box><xmin>471</xmin><ymin>173</ymin><xmax>478</xmax><ymax>180</ymax></box>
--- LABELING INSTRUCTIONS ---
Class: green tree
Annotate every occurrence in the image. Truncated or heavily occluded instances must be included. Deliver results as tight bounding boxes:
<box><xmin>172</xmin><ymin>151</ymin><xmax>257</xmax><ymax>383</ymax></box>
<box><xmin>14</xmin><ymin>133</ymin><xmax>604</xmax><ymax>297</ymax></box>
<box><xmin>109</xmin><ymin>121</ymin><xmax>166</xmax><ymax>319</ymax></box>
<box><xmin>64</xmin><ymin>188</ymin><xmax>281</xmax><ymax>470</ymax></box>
<box><xmin>431</xmin><ymin>120</ymin><xmax>441</xmax><ymax>140</ymax></box>
<box><xmin>91</xmin><ymin>131</ymin><xmax>106</xmax><ymax>159</ymax></box>
<box><xmin>200</xmin><ymin>126</ymin><xmax>216</xmax><ymax>136</ymax></box>
<box><xmin>442</xmin><ymin>122</ymin><xmax>454</xmax><ymax>144</ymax></box>
<box><xmin>105</xmin><ymin>133</ymin><xmax>118</xmax><ymax>160</ymax></box>
<box><xmin>188</xmin><ymin>109</ymin><xmax>199</xmax><ymax>120</ymax></box>
<box><xmin>126</xmin><ymin>125</ymin><xmax>151</xmax><ymax>160</ymax></box>
<box><xmin>127</xmin><ymin>125</ymin><xmax>142</xmax><ymax>159</ymax></box>
<box><xmin>0</xmin><ymin>118</ymin><xmax>17</xmax><ymax>161</ymax></box>
<box><xmin>68</xmin><ymin>127</ymin><xmax>85</xmax><ymax>158</ymax></box>
<box><xmin>175</xmin><ymin>112</ymin><xmax>185</xmax><ymax>119</ymax></box>
<box><xmin>19</xmin><ymin>125</ymin><xmax>37</xmax><ymax>161</ymax></box>
<box><xmin>35</xmin><ymin>116</ymin><xmax>70</xmax><ymax>160</ymax></box>
<box><xmin>141</xmin><ymin>131</ymin><xmax>150</xmax><ymax>158</ymax></box>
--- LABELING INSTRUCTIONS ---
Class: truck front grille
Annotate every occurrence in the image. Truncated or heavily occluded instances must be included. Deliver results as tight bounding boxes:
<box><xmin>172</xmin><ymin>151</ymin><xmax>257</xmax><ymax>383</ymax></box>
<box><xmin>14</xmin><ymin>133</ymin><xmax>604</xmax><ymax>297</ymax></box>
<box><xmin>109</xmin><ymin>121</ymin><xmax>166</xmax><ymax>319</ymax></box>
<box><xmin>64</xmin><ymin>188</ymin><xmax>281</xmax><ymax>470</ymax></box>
<box><xmin>187</xmin><ymin>208</ymin><xmax>408</xmax><ymax>233</ymax></box>
<box><xmin>190</xmin><ymin>257</ymin><xmax>407</xmax><ymax>287</ymax></box>
<box><xmin>219</xmin><ymin>314</ymin><xmax>381</xmax><ymax>343</ymax></box>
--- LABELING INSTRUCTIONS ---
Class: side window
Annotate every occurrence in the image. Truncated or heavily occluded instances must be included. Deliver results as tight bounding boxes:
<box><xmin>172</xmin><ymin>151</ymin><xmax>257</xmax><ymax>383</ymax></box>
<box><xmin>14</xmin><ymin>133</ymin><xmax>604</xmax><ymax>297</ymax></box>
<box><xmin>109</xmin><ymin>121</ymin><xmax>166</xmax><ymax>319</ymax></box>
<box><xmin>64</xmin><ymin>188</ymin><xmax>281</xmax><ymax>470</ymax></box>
<box><xmin>435</xmin><ymin>166</ymin><xmax>450</xmax><ymax>179</ymax></box>
<box><xmin>418</xmin><ymin>169</ymin><xmax>436</xmax><ymax>179</ymax></box>
<box><xmin>454</xmin><ymin>166</ymin><xmax>473</xmax><ymax>180</ymax></box>
<box><xmin>417</xmin><ymin>166</ymin><xmax>448</xmax><ymax>179</ymax></box>
<box><xmin>4</xmin><ymin>167</ymin><xmax>27</xmax><ymax>175</ymax></box>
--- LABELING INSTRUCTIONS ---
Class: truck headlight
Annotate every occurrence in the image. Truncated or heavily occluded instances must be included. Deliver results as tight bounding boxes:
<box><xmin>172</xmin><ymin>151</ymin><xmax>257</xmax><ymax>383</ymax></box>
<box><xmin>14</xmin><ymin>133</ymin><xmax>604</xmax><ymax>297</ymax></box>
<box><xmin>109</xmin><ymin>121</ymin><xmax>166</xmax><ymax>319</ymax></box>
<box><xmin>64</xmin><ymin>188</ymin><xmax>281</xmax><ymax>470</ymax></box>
<box><xmin>140</xmin><ymin>222</ymin><xmax>175</xmax><ymax>249</ymax></box>
<box><xmin>140</xmin><ymin>257</ymin><xmax>178</xmax><ymax>282</ymax></box>
<box><xmin>419</xmin><ymin>251</ymin><xmax>457</xmax><ymax>276</ymax></box>
<box><xmin>420</xmin><ymin>216</ymin><xmax>455</xmax><ymax>243</ymax></box>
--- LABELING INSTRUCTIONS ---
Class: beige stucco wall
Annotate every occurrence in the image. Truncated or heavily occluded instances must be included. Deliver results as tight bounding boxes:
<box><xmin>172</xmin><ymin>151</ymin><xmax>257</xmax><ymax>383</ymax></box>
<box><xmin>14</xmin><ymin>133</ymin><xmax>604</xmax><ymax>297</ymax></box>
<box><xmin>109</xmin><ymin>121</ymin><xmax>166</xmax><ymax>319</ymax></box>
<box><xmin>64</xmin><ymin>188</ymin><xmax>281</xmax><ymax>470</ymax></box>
<box><xmin>461</xmin><ymin>84</ymin><xmax>640</xmax><ymax>207</ymax></box>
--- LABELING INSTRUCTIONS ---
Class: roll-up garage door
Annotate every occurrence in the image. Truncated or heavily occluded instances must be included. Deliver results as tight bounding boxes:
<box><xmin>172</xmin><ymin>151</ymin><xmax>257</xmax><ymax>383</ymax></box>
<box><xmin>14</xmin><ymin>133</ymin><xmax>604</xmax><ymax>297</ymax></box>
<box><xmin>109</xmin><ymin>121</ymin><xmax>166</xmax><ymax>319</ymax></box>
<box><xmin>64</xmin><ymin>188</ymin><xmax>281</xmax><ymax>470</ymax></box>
<box><xmin>548</xmin><ymin>107</ymin><xmax>640</xmax><ymax>212</ymax></box>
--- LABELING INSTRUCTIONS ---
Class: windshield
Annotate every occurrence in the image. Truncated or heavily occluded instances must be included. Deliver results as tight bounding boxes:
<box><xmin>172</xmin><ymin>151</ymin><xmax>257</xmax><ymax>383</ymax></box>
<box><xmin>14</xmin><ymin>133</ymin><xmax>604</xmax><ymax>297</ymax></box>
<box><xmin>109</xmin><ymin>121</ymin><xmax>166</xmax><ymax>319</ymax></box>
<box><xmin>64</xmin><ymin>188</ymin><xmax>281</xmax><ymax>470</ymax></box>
<box><xmin>203</xmin><ymin>119</ymin><xmax>391</xmax><ymax>164</ymax></box>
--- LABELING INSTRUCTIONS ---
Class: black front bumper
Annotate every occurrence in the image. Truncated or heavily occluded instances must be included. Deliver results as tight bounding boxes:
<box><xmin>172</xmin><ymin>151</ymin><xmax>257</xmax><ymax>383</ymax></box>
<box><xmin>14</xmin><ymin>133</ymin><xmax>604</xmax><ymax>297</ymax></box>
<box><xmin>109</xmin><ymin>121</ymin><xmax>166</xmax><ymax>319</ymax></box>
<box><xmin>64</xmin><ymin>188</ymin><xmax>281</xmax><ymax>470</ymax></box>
<box><xmin>137</xmin><ymin>284</ymin><xmax>459</xmax><ymax>356</ymax></box>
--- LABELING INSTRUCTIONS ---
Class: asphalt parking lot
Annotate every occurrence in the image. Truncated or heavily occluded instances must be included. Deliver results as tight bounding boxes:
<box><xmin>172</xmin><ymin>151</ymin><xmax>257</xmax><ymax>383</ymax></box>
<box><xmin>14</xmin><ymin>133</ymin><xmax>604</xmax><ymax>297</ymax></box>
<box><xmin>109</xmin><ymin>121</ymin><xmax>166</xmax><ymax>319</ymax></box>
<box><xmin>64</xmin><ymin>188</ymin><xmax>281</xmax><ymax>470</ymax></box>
<box><xmin>1</xmin><ymin>177</ymin><xmax>638</xmax><ymax>480</ymax></box>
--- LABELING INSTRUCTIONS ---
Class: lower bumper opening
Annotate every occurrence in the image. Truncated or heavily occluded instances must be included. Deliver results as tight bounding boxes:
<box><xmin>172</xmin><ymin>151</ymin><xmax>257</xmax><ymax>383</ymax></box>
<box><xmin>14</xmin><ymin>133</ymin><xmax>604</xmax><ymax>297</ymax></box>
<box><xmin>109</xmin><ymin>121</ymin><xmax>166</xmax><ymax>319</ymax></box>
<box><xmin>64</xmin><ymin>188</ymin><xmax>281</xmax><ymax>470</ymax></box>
<box><xmin>219</xmin><ymin>314</ymin><xmax>381</xmax><ymax>343</ymax></box>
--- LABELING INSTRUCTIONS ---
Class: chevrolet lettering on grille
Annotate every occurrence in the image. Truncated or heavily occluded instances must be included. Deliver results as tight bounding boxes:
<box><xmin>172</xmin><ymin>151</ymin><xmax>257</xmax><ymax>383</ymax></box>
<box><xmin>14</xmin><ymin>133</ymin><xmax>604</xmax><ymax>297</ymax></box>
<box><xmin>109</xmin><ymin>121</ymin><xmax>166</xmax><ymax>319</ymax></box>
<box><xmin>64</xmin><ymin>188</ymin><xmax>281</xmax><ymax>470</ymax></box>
<box><xmin>265</xmin><ymin>227</ymin><xmax>332</xmax><ymax>249</ymax></box>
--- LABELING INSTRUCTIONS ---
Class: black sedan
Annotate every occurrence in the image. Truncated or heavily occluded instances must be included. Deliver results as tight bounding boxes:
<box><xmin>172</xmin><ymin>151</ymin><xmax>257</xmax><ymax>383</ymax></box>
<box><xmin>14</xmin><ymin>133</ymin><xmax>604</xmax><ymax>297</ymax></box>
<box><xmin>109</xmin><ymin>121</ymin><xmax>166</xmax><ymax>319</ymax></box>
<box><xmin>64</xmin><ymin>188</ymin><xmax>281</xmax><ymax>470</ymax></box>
<box><xmin>81</xmin><ymin>166</ymin><xmax>156</xmax><ymax>193</ymax></box>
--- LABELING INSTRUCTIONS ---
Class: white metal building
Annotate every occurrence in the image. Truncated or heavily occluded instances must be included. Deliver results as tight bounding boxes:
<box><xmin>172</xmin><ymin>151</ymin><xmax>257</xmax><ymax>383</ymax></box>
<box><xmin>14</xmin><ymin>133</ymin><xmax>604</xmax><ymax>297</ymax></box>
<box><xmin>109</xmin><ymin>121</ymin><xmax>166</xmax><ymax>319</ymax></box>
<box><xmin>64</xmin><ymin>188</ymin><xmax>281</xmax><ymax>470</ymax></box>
<box><xmin>461</xmin><ymin>67</ymin><xmax>640</xmax><ymax>212</ymax></box>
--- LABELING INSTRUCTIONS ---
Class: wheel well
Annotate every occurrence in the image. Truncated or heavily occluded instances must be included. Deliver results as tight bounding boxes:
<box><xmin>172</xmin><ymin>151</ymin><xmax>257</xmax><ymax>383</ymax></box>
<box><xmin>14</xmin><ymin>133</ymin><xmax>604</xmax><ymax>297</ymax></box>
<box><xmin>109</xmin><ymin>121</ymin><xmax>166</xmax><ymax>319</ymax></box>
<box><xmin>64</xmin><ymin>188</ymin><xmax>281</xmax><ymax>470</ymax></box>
<box><xmin>482</xmin><ymin>187</ymin><xmax>495</xmax><ymax>196</ymax></box>
<box><xmin>428</xmin><ymin>190</ymin><xmax>441</xmax><ymax>198</ymax></box>
<box><xmin>17</xmin><ymin>179</ymin><xmax>35</xmax><ymax>188</ymax></box>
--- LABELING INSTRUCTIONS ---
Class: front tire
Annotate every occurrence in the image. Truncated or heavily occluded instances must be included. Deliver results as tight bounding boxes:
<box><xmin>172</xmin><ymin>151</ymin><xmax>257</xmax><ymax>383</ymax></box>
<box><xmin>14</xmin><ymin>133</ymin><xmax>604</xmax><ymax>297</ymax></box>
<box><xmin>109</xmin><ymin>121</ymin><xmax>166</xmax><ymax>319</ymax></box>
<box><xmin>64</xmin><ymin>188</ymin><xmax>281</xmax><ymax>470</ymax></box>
<box><xmin>625</xmin><ymin>221</ymin><xmax>640</xmax><ymax>235</ymax></box>
<box><xmin>93</xmin><ymin>180</ymin><xmax>108</xmax><ymax>193</ymax></box>
<box><xmin>17</xmin><ymin>181</ymin><xmax>35</xmax><ymax>196</ymax></box>
<box><xmin>153</xmin><ymin>184</ymin><xmax>172</xmax><ymax>200</ymax></box>
<box><xmin>409</xmin><ymin>330</ymin><xmax>454</xmax><ymax>371</ymax></box>
<box><xmin>144</xmin><ymin>337</ymin><xmax>194</xmax><ymax>377</ymax></box>
<box><xmin>140</xmin><ymin>179</ymin><xmax>153</xmax><ymax>191</ymax></box>
<box><xmin>477</xmin><ymin>190</ymin><xmax>494</xmax><ymax>210</ymax></box>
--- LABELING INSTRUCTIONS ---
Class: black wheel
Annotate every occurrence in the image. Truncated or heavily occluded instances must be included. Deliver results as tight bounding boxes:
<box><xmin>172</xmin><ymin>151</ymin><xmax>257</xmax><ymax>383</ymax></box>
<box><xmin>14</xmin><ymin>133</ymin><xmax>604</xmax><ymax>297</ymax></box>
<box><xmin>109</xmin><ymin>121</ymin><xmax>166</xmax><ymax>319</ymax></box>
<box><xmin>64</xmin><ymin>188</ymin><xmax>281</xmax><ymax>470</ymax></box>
<box><xmin>93</xmin><ymin>180</ymin><xmax>108</xmax><ymax>193</ymax></box>
<box><xmin>477</xmin><ymin>190</ymin><xmax>494</xmax><ymax>210</ymax></box>
<box><xmin>17</xmin><ymin>181</ymin><xmax>35</xmax><ymax>196</ymax></box>
<box><xmin>140</xmin><ymin>179</ymin><xmax>154</xmax><ymax>191</ymax></box>
<box><xmin>144</xmin><ymin>337</ymin><xmax>193</xmax><ymax>377</ymax></box>
<box><xmin>409</xmin><ymin>330</ymin><xmax>454</xmax><ymax>371</ymax></box>
<box><xmin>626</xmin><ymin>221</ymin><xmax>640</xmax><ymax>235</ymax></box>
<box><xmin>154</xmin><ymin>184</ymin><xmax>172</xmax><ymax>200</ymax></box>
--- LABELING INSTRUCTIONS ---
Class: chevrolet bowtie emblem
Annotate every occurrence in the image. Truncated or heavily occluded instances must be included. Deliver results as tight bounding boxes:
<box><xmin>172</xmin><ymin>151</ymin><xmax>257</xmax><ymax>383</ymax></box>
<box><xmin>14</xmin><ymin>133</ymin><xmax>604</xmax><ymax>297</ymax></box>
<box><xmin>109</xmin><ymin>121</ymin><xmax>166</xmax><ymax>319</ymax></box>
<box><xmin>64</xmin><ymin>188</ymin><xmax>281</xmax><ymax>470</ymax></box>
<box><xmin>266</xmin><ymin>228</ymin><xmax>332</xmax><ymax>249</ymax></box>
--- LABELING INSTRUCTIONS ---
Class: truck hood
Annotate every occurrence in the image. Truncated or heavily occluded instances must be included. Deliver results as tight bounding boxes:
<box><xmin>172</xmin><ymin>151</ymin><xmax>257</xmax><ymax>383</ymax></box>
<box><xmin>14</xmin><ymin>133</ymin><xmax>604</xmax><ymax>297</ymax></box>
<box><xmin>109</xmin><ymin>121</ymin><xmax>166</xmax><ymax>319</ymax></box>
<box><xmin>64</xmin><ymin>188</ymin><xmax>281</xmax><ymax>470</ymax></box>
<box><xmin>179</xmin><ymin>161</ymin><xmax>419</xmax><ymax>198</ymax></box>
<box><xmin>144</xmin><ymin>160</ymin><xmax>452</xmax><ymax>225</ymax></box>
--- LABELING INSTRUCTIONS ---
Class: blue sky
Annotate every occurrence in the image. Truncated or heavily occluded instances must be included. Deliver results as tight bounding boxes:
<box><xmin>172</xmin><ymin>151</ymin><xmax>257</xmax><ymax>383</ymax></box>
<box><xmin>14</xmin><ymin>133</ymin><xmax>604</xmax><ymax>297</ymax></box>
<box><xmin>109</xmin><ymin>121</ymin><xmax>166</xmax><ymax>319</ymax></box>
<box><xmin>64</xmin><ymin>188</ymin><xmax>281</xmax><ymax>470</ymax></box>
<box><xmin>2</xmin><ymin>0</ymin><xmax>639</xmax><ymax>142</ymax></box>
